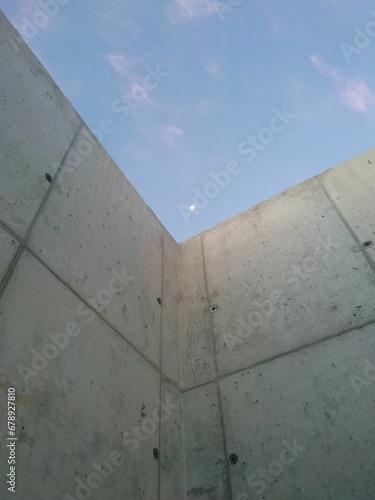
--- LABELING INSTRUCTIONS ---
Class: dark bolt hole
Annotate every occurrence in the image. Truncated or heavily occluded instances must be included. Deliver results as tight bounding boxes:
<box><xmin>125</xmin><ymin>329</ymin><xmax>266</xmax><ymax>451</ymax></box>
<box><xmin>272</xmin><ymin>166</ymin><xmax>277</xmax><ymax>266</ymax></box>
<box><xmin>229</xmin><ymin>454</ymin><xmax>238</xmax><ymax>465</ymax></box>
<box><xmin>363</xmin><ymin>241</ymin><xmax>373</xmax><ymax>248</ymax></box>
<box><xmin>45</xmin><ymin>173</ymin><xmax>53</xmax><ymax>183</ymax></box>
<box><xmin>157</xmin><ymin>297</ymin><xmax>162</xmax><ymax>306</ymax></box>
<box><xmin>153</xmin><ymin>448</ymin><xmax>159</xmax><ymax>460</ymax></box>
<box><xmin>210</xmin><ymin>305</ymin><xmax>218</xmax><ymax>312</ymax></box>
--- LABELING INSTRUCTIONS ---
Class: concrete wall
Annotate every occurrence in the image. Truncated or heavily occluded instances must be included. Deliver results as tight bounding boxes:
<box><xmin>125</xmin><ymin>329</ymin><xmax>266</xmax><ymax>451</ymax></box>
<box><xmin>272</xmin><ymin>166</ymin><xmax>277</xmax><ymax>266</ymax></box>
<box><xmin>179</xmin><ymin>150</ymin><xmax>375</xmax><ymax>499</ymax></box>
<box><xmin>1</xmin><ymin>10</ymin><xmax>375</xmax><ymax>500</ymax></box>
<box><xmin>0</xmin><ymin>12</ymin><xmax>183</xmax><ymax>499</ymax></box>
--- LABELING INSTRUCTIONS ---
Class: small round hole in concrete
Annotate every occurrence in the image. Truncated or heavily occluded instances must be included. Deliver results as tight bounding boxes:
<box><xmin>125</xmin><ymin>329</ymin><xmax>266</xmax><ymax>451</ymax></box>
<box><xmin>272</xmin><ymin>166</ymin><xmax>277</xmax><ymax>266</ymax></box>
<box><xmin>157</xmin><ymin>297</ymin><xmax>162</xmax><ymax>306</ymax></box>
<box><xmin>153</xmin><ymin>448</ymin><xmax>159</xmax><ymax>460</ymax></box>
<box><xmin>229</xmin><ymin>454</ymin><xmax>238</xmax><ymax>465</ymax></box>
<box><xmin>210</xmin><ymin>305</ymin><xmax>218</xmax><ymax>312</ymax></box>
<box><xmin>363</xmin><ymin>241</ymin><xmax>373</xmax><ymax>248</ymax></box>
<box><xmin>45</xmin><ymin>173</ymin><xmax>52</xmax><ymax>183</ymax></box>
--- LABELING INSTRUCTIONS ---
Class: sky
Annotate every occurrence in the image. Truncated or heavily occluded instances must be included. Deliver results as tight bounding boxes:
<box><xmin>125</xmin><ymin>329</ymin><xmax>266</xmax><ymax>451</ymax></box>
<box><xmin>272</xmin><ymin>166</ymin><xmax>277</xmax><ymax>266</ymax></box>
<box><xmin>1</xmin><ymin>0</ymin><xmax>375</xmax><ymax>242</ymax></box>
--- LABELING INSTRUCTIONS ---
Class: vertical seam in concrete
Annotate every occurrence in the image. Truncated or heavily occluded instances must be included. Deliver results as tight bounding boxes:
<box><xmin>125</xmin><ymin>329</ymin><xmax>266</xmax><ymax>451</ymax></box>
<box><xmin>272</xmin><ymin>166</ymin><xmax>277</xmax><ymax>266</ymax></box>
<box><xmin>177</xmin><ymin>243</ymin><xmax>184</xmax><ymax>391</ymax></box>
<box><xmin>20</xmin><ymin>242</ymin><xmax>178</xmax><ymax>383</ymax></box>
<box><xmin>0</xmin><ymin>122</ymin><xmax>83</xmax><ymax>301</ymax></box>
<box><xmin>177</xmin><ymin>242</ymin><xmax>188</xmax><ymax>498</ymax></box>
<box><xmin>317</xmin><ymin>176</ymin><xmax>375</xmax><ymax>275</ymax></box>
<box><xmin>178</xmin><ymin>243</ymin><xmax>188</xmax><ymax>392</ymax></box>
<box><xmin>157</xmin><ymin>229</ymin><xmax>165</xmax><ymax>500</ymax></box>
<box><xmin>200</xmin><ymin>234</ymin><xmax>233</xmax><ymax>500</ymax></box>
<box><xmin>181</xmin><ymin>395</ymin><xmax>187</xmax><ymax>500</ymax></box>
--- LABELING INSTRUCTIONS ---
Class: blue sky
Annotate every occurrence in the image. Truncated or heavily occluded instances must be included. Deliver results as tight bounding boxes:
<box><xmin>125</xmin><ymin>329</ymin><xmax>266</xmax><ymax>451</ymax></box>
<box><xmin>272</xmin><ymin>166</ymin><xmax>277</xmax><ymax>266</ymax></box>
<box><xmin>1</xmin><ymin>0</ymin><xmax>375</xmax><ymax>242</ymax></box>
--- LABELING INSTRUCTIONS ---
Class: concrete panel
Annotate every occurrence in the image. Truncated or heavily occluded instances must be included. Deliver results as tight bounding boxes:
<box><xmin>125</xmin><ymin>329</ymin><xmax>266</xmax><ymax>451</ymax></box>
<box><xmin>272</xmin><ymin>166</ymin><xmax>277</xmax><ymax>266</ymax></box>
<box><xmin>202</xmin><ymin>178</ymin><xmax>375</xmax><ymax>376</ymax></box>
<box><xmin>179</xmin><ymin>236</ymin><xmax>216</xmax><ymax>390</ymax></box>
<box><xmin>183</xmin><ymin>383</ymin><xmax>231</xmax><ymax>499</ymax></box>
<box><xmin>160</xmin><ymin>377</ymin><xmax>185</xmax><ymax>499</ymax></box>
<box><xmin>0</xmin><ymin>251</ymin><xmax>160</xmax><ymax>499</ymax></box>
<box><xmin>0</xmin><ymin>224</ymin><xmax>19</xmax><ymax>283</ymax></box>
<box><xmin>28</xmin><ymin>124</ymin><xmax>163</xmax><ymax>368</ymax></box>
<box><xmin>161</xmin><ymin>229</ymin><xmax>181</xmax><ymax>385</ymax></box>
<box><xmin>0</xmin><ymin>13</ymin><xmax>80</xmax><ymax>238</ymax></box>
<box><xmin>319</xmin><ymin>147</ymin><xmax>375</xmax><ymax>266</ymax></box>
<box><xmin>221</xmin><ymin>322</ymin><xmax>375</xmax><ymax>499</ymax></box>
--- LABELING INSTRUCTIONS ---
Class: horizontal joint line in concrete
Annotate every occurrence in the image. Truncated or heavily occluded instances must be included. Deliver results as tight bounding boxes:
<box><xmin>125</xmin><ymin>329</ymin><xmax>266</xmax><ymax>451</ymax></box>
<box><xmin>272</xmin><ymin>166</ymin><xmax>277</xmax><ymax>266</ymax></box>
<box><xmin>180</xmin><ymin>317</ymin><xmax>375</xmax><ymax>393</ymax></box>
<box><xmin>0</xmin><ymin>123</ymin><xmax>84</xmax><ymax>300</ymax></box>
<box><xmin>13</xmin><ymin>243</ymin><xmax>180</xmax><ymax>394</ymax></box>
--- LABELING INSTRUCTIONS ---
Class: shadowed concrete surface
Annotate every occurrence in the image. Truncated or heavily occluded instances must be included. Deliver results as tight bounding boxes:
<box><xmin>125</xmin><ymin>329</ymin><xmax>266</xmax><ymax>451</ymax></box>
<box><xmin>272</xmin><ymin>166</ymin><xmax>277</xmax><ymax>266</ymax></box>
<box><xmin>1</xmin><ymin>11</ymin><xmax>375</xmax><ymax>500</ymax></box>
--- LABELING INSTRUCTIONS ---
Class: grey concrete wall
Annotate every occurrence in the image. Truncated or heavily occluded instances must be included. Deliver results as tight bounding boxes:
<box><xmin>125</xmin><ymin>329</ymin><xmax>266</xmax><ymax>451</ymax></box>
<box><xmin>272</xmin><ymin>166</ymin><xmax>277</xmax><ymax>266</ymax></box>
<box><xmin>179</xmin><ymin>149</ymin><xmax>375</xmax><ymax>499</ymax></box>
<box><xmin>1</xmin><ymin>9</ymin><xmax>375</xmax><ymax>500</ymax></box>
<box><xmin>0</xmin><ymin>12</ymin><xmax>183</xmax><ymax>499</ymax></box>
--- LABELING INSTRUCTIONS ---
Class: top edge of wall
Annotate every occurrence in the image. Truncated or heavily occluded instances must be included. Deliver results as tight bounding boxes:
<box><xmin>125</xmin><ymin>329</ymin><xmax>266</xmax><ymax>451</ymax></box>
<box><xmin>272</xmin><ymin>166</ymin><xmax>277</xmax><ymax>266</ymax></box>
<box><xmin>0</xmin><ymin>10</ymin><xmax>178</xmax><ymax>247</ymax></box>
<box><xmin>181</xmin><ymin>145</ymin><xmax>375</xmax><ymax>244</ymax></box>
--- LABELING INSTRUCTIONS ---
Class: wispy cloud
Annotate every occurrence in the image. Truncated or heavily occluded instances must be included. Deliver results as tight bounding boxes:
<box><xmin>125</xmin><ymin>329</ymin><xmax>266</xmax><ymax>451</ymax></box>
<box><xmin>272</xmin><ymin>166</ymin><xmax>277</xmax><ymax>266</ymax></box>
<box><xmin>167</xmin><ymin>0</ymin><xmax>216</xmax><ymax>23</ymax></box>
<box><xmin>310</xmin><ymin>54</ymin><xmax>375</xmax><ymax>112</ymax></box>
<box><xmin>340</xmin><ymin>81</ymin><xmax>375</xmax><ymax>112</ymax></box>
<box><xmin>309</xmin><ymin>54</ymin><xmax>341</xmax><ymax>84</ymax></box>
<box><xmin>161</xmin><ymin>125</ymin><xmax>184</xmax><ymax>146</ymax></box>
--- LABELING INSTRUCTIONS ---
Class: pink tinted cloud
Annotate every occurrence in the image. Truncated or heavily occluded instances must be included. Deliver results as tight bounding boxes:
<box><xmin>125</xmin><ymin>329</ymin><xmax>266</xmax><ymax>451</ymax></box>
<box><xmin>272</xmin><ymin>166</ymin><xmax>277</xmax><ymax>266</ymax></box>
<box><xmin>310</xmin><ymin>54</ymin><xmax>375</xmax><ymax>112</ymax></box>
<box><xmin>340</xmin><ymin>81</ymin><xmax>375</xmax><ymax>112</ymax></box>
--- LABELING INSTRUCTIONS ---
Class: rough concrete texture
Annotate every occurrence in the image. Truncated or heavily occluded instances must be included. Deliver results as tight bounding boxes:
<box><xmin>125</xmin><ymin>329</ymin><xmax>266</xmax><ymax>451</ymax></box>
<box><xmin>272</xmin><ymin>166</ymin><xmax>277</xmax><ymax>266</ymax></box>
<box><xmin>183</xmin><ymin>383</ymin><xmax>231</xmax><ymax>499</ymax></box>
<box><xmin>221</xmin><ymin>322</ymin><xmax>375</xmax><ymax>499</ymax></box>
<box><xmin>161</xmin><ymin>229</ymin><xmax>181</xmax><ymax>386</ymax></box>
<box><xmin>0</xmin><ymin>226</ymin><xmax>19</xmax><ymax>283</ymax></box>
<box><xmin>179</xmin><ymin>236</ymin><xmax>216</xmax><ymax>390</ymax></box>
<box><xmin>319</xmin><ymin>151</ymin><xmax>375</xmax><ymax>267</ymax></box>
<box><xmin>160</xmin><ymin>377</ymin><xmax>185</xmax><ymax>499</ymax></box>
<box><xmin>0</xmin><ymin>12</ymin><xmax>180</xmax><ymax>499</ymax></box>
<box><xmin>202</xmin><ymin>176</ymin><xmax>375</xmax><ymax>377</ymax></box>
<box><xmin>28</xmin><ymin>123</ymin><xmax>164</xmax><ymax>369</ymax></box>
<box><xmin>1</xmin><ymin>10</ymin><xmax>375</xmax><ymax>500</ymax></box>
<box><xmin>0</xmin><ymin>13</ymin><xmax>81</xmax><ymax>239</ymax></box>
<box><xmin>0</xmin><ymin>251</ymin><xmax>160</xmax><ymax>499</ymax></box>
